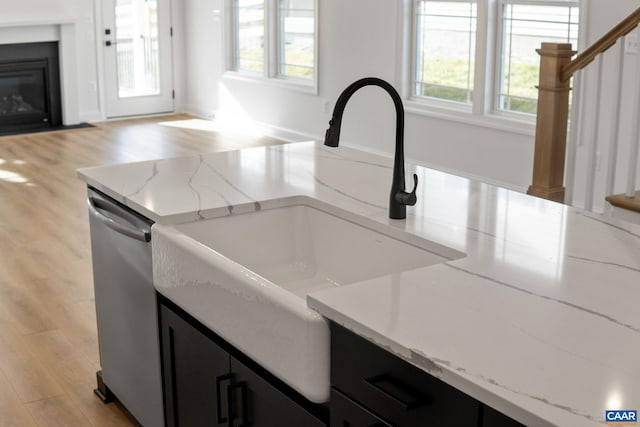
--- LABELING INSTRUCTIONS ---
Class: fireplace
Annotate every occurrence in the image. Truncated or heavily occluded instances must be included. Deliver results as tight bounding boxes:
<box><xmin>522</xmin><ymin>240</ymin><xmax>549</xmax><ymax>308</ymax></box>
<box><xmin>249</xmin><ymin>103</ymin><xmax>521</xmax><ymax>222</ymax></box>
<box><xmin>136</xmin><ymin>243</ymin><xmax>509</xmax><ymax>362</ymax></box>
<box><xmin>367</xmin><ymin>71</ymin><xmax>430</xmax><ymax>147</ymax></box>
<box><xmin>0</xmin><ymin>42</ymin><xmax>62</xmax><ymax>134</ymax></box>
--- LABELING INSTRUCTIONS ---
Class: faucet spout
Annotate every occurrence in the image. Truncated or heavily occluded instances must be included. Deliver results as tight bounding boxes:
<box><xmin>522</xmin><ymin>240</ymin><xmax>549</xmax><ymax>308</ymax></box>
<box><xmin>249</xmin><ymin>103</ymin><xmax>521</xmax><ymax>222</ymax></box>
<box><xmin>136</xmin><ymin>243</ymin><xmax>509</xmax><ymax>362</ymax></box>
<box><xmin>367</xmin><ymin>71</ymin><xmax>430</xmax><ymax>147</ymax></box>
<box><xmin>323</xmin><ymin>77</ymin><xmax>418</xmax><ymax>219</ymax></box>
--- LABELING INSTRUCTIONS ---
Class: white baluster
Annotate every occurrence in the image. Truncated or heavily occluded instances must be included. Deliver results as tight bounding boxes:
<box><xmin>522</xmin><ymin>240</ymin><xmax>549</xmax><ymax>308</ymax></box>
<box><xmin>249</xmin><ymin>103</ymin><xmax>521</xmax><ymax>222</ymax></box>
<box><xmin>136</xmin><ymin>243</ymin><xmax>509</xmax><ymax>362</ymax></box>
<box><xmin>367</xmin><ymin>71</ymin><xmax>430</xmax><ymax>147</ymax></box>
<box><xmin>564</xmin><ymin>69</ymin><xmax>583</xmax><ymax>205</ymax></box>
<box><xmin>585</xmin><ymin>55</ymin><xmax>604</xmax><ymax>211</ymax></box>
<box><xmin>627</xmin><ymin>31</ymin><xmax>640</xmax><ymax>197</ymax></box>
<box><xmin>605</xmin><ymin>39</ymin><xmax>626</xmax><ymax>214</ymax></box>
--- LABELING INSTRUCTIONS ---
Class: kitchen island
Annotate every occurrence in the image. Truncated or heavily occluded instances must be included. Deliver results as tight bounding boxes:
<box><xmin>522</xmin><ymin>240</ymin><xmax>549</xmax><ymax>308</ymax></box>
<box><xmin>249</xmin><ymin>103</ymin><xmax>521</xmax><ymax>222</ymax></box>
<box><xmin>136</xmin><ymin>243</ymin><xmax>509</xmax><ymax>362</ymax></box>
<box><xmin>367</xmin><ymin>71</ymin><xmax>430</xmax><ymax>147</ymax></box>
<box><xmin>78</xmin><ymin>140</ymin><xmax>640</xmax><ymax>426</ymax></box>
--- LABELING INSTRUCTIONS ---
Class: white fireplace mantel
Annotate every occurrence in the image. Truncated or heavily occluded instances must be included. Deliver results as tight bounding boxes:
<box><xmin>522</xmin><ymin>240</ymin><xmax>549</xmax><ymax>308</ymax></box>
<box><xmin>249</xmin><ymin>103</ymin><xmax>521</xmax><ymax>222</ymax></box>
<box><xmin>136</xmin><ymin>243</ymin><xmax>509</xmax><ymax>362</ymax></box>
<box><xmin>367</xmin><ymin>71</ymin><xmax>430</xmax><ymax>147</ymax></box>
<box><xmin>0</xmin><ymin>20</ymin><xmax>81</xmax><ymax>125</ymax></box>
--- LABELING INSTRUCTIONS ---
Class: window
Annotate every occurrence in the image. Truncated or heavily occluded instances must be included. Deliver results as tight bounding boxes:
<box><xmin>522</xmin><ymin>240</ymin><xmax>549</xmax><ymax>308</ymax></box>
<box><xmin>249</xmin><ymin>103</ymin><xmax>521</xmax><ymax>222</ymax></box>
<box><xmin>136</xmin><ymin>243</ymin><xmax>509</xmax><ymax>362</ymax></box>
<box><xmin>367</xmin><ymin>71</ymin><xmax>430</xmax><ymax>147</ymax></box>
<box><xmin>414</xmin><ymin>1</ymin><xmax>477</xmax><ymax>104</ymax></box>
<box><xmin>230</xmin><ymin>0</ymin><xmax>317</xmax><ymax>85</ymax></box>
<box><xmin>497</xmin><ymin>1</ymin><xmax>579</xmax><ymax>114</ymax></box>
<box><xmin>278</xmin><ymin>0</ymin><xmax>315</xmax><ymax>79</ymax></box>
<box><xmin>410</xmin><ymin>0</ymin><xmax>579</xmax><ymax>116</ymax></box>
<box><xmin>234</xmin><ymin>0</ymin><xmax>265</xmax><ymax>73</ymax></box>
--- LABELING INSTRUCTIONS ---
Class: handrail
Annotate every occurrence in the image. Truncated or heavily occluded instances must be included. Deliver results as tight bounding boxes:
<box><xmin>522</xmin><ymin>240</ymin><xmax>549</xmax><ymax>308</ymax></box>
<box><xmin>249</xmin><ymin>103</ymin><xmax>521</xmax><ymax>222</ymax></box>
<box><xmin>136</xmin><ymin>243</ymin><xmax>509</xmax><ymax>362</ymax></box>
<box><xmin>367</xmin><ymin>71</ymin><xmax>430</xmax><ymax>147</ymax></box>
<box><xmin>529</xmin><ymin>6</ymin><xmax>640</xmax><ymax>205</ymax></box>
<box><xmin>561</xmin><ymin>7</ymin><xmax>640</xmax><ymax>80</ymax></box>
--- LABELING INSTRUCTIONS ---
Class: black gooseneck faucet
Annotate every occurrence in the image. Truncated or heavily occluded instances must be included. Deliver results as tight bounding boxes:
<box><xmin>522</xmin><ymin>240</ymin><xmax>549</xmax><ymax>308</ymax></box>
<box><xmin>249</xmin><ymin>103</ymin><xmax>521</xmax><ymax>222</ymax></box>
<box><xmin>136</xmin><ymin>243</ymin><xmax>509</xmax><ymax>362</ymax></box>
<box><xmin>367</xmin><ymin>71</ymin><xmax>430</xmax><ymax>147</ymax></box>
<box><xmin>324</xmin><ymin>77</ymin><xmax>418</xmax><ymax>220</ymax></box>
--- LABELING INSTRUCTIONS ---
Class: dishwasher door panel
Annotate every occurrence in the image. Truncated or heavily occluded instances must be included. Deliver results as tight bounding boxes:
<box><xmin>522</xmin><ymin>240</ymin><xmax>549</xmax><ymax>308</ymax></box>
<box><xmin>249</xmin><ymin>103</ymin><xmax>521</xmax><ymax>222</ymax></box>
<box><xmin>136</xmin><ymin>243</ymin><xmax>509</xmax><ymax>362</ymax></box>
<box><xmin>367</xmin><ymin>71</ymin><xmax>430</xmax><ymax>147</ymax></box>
<box><xmin>88</xmin><ymin>188</ymin><xmax>163</xmax><ymax>427</ymax></box>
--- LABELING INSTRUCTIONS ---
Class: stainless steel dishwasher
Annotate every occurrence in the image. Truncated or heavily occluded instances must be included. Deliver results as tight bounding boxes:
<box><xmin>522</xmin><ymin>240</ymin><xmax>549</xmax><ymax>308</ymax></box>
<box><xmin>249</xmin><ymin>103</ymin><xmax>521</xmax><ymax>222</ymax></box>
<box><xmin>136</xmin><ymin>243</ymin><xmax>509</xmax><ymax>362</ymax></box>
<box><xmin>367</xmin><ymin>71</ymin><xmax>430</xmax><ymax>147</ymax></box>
<box><xmin>87</xmin><ymin>187</ymin><xmax>164</xmax><ymax>427</ymax></box>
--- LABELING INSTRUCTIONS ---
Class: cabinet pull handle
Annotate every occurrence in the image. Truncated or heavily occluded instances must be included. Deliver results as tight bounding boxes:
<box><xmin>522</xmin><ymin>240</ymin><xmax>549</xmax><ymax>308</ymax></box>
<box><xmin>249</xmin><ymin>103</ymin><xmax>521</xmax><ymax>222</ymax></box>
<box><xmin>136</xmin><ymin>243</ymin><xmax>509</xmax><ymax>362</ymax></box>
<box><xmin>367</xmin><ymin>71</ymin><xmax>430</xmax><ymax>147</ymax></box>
<box><xmin>363</xmin><ymin>374</ymin><xmax>427</xmax><ymax>411</ymax></box>
<box><xmin>227</xmin><ymin>381</ymin><xmax>248</xmax><ymax>427</ymax></box>
<box><xmin>215</xmin><ymin>374</ymin><xmax>233</xmax><ymax>424</ymax></box>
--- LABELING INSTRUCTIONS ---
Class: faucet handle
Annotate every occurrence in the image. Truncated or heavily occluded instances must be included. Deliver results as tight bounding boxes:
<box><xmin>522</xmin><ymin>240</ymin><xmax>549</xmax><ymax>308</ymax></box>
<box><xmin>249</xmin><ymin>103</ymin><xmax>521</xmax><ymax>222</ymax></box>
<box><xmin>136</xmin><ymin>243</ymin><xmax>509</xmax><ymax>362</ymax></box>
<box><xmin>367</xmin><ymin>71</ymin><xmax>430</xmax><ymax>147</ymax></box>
<box><xmin>407</xmin><ymin>173</ymin><xmax>418</xmax><ymax>205</ymax></box>
<box><xmin>395</xmin><ymin>174</ymin><xmax>418</xmax><ymax>206</ymax></box>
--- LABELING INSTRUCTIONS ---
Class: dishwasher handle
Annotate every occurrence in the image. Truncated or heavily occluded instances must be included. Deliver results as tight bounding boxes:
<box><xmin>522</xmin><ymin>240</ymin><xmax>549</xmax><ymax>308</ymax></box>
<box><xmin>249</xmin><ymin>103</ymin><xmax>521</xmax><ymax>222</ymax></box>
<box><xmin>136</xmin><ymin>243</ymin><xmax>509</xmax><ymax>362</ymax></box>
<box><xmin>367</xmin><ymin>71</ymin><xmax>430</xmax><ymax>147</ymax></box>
<box><xmin>88</xmin><ymin>196</ymin><xmax>151</xmax><ymax>242</ymax></box>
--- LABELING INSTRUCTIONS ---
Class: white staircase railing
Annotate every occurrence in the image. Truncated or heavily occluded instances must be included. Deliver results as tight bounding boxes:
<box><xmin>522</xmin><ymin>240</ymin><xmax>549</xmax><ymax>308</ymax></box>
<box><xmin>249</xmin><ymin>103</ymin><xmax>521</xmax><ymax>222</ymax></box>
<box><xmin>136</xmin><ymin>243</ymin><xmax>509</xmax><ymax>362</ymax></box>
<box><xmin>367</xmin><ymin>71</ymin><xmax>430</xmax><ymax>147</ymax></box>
<box><xmin>528</xmin><ymin>7</ymin><xmax>640</xmax><ymax>214</ymax></box>
<box><xmin>571</xmin><ymin>30</ymin><xmax>640</xmax><ymax>213</ymax></box>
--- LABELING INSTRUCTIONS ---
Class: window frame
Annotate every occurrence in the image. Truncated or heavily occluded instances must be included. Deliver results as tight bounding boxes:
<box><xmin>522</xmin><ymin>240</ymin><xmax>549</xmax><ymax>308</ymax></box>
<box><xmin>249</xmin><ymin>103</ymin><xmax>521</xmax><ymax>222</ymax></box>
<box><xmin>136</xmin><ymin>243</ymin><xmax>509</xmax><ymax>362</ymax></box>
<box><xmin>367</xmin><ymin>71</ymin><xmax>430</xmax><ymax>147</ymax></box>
<box><xmin>403</xmin><ymin>0</ymin><xmax>584</xmax><ymax>134</ymax></box>
<box><xmin>275</xmin><ymin>0</ymin><xmax>317</xmax><ymax>83</ymax></box>
<box><xmin>494</xmin><ymin>0</ymin><xmax>579</xmax><ymax>118</ymax></box>
<box><xmin>231</xmin><ymin>0</ymin><xmax>266</xmax><ymax>76</ymax></box>
<box><xmin>411</xmin><ymin>0</ymin><xmax>480</xmax><ymax>110</ymax></box>
<box><xmin>225</xmin><ymin>0</ymin><xmax>319</xmax><ymax>94</ymax></box>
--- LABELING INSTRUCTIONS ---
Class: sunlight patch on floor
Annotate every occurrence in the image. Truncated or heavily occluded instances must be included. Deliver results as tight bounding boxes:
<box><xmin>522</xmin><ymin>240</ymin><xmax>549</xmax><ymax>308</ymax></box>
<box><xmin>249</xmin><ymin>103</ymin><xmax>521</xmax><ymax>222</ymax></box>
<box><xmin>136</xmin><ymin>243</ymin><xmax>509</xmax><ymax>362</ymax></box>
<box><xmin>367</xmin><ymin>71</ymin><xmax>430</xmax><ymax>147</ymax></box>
<box><xmin>0</xmin><ymin>169</ymin><xmax>28</xmax><ymax>184</ymax></box>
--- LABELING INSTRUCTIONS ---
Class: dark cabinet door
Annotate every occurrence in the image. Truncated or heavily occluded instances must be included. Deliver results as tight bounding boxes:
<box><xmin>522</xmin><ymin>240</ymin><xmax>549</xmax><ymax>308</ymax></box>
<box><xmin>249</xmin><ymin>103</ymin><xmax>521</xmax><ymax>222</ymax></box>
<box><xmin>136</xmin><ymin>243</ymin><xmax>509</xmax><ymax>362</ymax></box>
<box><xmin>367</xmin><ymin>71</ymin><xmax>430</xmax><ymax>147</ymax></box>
<box><xmin>482</xmin><ymin>406</ymin><xmax>525</xmax><ymax>427</ymax></box>
<box><xmin>229</xmin><ymin>356</ymin><xmax>326</xmax><ymax>427</ymax></box>
<box><xmin>160</xmin><ymin>303</ymin><xmax>231</xmax><ymax>427</ymax></box>
<box><xmin>160</xmin><ymin>300</ymin><xmax>327</xmax><ymax>427</ymax></box>
<box><xmin>331</xmin><ymin>388</ymin><xmax>392</xmax><ymax>427</ymax></box>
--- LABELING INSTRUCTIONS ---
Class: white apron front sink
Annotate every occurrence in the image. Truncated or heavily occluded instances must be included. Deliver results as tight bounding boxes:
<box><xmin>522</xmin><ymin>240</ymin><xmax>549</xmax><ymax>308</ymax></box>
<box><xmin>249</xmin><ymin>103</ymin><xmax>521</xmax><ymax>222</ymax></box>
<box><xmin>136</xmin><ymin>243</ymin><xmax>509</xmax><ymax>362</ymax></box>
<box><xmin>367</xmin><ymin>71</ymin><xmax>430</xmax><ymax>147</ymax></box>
<box><xmin>152</xmin><ymin>198</ymin><xmax>464</xmax><ymax>403</ymax></box>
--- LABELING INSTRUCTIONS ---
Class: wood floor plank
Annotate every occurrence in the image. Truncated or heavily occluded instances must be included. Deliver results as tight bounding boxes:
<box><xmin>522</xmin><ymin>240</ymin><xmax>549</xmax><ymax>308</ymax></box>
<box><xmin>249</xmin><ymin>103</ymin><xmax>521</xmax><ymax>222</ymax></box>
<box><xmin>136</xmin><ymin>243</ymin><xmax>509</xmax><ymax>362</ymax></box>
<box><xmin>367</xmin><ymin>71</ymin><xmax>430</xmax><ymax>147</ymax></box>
<box><xmin>0</xmin><ymin>281</ymin><xmax>57</xmax><ymax>336</ymax></box>
<box><xmin>25</xmin><ymin>395</ymin><xmax>92</xmax><ymax>427</ymax></box>
<box><xmin>0</xmin><ymin>114</ymin><xmax>288</xmax><ymax>425</ymax></box>
<box><xmin>0</xmin><ymin>331</ymin><xmax>64</xmax><ymax>403</ymax></box>
<box><xmin>30</xmin><ymin>354</ymin><xmax>133</xmax><ymax>427</ymax></box>
<box><xmin>22</xmin><ymin>330</ymin><xmax>78</xmax><ymax>365</ymax></box>
<box><xmin>0</xmin><ymin>372</ymin><xmax>38</xmax><ymax>427</ymax></box>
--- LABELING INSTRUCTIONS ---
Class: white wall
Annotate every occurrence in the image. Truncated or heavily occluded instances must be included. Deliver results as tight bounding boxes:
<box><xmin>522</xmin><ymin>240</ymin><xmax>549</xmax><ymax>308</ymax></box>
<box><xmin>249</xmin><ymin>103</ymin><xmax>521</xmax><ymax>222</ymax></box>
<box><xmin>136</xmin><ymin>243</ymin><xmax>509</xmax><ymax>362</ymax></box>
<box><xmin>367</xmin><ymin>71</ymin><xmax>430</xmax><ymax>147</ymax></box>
<box><xmin>171</xmin><ymin>0</ymin><xmax>186</xmax><ymax>114</ymax></box>
<box><xmin>181</xmin><ymin>0</ymin><xmax>223</xmax><ymax>118</ymax></box>
<box><xmin>0</xmin><ymin>0</ymin><xmax>88</xmax><ymax>23</ymax></box>
<box><xmin>180</xmin><ymin>0</ymin><xmax>640</xmax><ymax>196</ymax></box>
<box><xmin>2</xmin><ymin>0</ymin><xmax>634</xmax><ymax>197</ymax></box>
<box><xmin>0</xmin><ymin>0</ymin><xmax>102</xmax><ymax>123</ymax></box>
<box><xmin>0</xmin><ymin>0</ymin><xmax>189</xmax><ymax>123</ymax></box>
<box><xmin>181</xmin><ymin>0</ymin><xmax>535</xmax><ymax>191</ymax></box>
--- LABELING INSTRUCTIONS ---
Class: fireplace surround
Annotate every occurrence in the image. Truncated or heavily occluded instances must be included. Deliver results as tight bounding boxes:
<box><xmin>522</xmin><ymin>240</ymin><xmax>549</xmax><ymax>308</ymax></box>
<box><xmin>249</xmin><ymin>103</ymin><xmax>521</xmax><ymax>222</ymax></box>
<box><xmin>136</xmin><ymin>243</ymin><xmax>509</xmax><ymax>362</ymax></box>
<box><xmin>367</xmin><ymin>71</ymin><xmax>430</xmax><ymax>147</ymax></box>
<box><xmin>0</xmin><ymin>41</ymin><xmax>62</xmax><ymax>134</ymax></box>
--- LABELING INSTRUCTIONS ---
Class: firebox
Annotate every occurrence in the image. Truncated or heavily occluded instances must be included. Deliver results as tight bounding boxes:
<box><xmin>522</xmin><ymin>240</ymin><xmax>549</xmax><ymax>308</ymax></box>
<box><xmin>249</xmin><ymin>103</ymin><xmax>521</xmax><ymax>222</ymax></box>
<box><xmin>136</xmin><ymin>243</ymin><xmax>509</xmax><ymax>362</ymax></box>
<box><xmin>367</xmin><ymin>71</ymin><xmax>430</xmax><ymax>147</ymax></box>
<box><xmin>0</xmin><ymin>42</ymin><xmax>62</xmax><ymax>134</ymax></box>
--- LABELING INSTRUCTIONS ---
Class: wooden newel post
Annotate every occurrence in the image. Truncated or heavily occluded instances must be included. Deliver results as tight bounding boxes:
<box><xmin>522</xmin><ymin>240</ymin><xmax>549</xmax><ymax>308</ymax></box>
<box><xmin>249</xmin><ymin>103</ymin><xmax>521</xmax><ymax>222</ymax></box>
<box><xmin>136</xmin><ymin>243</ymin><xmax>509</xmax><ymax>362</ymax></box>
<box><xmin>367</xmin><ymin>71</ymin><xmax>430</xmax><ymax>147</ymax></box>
<box><xmin>527</xmin><ymin>43</ymin><xmax>575</xmax><ymax>203</ymax></box>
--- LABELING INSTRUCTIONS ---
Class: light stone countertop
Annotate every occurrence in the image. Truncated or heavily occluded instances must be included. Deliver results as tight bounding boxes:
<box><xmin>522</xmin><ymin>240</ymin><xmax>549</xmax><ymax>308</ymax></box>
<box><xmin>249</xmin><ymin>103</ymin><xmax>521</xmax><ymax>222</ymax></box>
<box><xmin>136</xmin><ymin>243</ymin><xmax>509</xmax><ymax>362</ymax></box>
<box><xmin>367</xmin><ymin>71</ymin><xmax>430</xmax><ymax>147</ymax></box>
<box><xmin>78</xmin><ymin>141</ymin><xmax>640</xmax><ymax>427</ymax></box>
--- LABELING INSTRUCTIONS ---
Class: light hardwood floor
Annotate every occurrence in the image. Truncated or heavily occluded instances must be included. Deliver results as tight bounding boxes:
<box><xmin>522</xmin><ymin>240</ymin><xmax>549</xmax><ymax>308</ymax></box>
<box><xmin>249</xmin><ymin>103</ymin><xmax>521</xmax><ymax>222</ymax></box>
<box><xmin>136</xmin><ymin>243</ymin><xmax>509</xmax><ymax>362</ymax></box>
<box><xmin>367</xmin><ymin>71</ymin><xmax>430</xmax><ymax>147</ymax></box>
<box><xmin>0</xmin><ymin>115</ymin><xmax>289</xmax><ymax>426</ymax></box>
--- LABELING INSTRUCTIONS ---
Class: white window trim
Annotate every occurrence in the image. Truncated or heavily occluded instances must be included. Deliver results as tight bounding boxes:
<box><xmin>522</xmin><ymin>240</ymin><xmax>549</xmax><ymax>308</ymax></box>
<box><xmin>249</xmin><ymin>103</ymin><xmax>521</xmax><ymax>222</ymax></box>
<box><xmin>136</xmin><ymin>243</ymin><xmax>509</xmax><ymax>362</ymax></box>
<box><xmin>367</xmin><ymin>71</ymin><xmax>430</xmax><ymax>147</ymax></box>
<box><xmin>494</xmin><ymin>0</ymin><xmax>579</xmax><ymax>118</ymax></box>
<box><xmin>400</xmin><ymin>0</ymin><xmax>586</xmax><ymax>136</ymax></box>
<box><xmin>223</xmin><ymin>0</ymin><xmax>319</xmax><ymax>95</ymax></box>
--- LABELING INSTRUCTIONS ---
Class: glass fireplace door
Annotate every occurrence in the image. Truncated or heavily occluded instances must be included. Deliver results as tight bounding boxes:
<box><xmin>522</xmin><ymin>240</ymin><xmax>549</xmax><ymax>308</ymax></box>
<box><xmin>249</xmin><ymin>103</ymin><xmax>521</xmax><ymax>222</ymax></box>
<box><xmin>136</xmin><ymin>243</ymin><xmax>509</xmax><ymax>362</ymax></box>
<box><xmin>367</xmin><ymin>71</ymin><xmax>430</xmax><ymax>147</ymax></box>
<box><xmin>0</xmin><ymin>62</ymin><xmax>50</xmax><ymax>132</ymax></box>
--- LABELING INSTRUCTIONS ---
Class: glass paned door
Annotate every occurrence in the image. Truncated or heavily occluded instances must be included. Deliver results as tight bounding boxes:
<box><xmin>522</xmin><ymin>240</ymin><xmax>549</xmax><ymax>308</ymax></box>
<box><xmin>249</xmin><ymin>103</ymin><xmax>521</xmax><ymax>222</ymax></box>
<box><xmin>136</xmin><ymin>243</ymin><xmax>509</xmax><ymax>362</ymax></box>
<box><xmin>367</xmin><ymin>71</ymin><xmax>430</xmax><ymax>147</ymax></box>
<box><xmin>103</xmin><ymin>0</ymin><xmax>173</xmax><ymax>118</ymax></box>
<box><xmin>115</xmin><ymin>0</ymin><xmax>160</xmax><ymax>98</ymax></box>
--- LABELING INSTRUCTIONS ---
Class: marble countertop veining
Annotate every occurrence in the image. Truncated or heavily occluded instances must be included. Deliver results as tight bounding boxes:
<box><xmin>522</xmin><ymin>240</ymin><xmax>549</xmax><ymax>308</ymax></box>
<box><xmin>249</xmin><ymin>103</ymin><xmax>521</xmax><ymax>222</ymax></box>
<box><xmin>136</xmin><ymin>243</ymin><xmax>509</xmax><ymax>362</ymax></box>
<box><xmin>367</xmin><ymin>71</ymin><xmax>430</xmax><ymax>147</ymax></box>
<box><xmin>78</xmin><ymin>141</ymin><xmax>640</xmax><ymax>427</ymax></box>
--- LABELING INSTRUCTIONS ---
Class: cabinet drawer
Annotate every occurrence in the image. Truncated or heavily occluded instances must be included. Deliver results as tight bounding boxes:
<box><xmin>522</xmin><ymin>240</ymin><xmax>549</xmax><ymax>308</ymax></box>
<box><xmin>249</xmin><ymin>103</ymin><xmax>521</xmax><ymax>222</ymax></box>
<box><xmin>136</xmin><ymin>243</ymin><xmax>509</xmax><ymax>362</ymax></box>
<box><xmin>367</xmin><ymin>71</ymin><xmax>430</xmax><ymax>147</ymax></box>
<box><xmin>331</xmin><ymin>323</ymin><xmax>480</xmax><ymax>427</ymax></box>
<box><xmin>331</xmin><ymin>388</ymin><xmax>392</xmax><ymax>427</ymax></box>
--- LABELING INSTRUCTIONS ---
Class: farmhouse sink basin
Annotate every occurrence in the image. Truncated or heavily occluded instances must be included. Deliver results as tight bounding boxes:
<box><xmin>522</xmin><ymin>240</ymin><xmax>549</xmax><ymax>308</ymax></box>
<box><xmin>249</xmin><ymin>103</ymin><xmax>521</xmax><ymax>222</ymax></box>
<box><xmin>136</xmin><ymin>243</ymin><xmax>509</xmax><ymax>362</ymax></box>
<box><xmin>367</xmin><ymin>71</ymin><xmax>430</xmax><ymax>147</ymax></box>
<box><xmin>152</xmin><ymin>199</ymin><xmax>464</xmax><ymax>403</ymax></box>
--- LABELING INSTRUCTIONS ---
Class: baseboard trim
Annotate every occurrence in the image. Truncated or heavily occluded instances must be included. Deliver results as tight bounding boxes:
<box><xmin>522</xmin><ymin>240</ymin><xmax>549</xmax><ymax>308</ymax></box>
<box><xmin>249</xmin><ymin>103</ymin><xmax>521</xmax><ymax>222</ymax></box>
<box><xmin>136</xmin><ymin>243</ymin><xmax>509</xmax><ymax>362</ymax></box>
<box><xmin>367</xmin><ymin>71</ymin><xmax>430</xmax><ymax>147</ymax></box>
<box><xmin>183</xmin><ymin>105</ymin><xmax>216</xmax><ymax>120</ymax></box>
